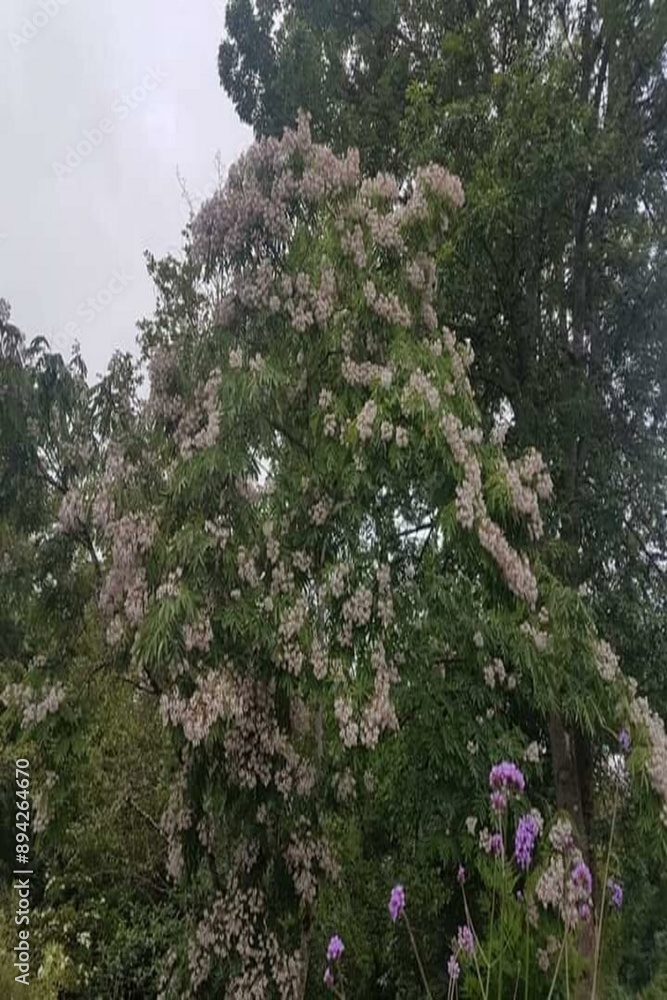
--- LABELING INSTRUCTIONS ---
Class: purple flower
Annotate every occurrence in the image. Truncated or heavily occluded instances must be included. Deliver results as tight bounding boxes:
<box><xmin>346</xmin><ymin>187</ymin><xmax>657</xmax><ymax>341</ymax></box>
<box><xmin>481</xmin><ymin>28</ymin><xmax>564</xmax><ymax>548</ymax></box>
<box><xmin>607</xmin><ymin>878</ymin><xmax>623</xmax><ymax>909</ymax></box>
<box><xmin>457</xmin><ymin>924</ymin><xmax>475</xmax><ymax>956</ymax></box>
<box><xmin>571</xmin><ymin>862</ymin><xmax>593</xmax><ymax>897</ymax></box>
<box><xmin>491</xmin><ymin>790</ymin><xmax>508</xmax><ymax>814</ymax></box>
<box><xmin>514</xmin><ymin>814</ymin><xmax>540</xmax><ymax>871</ymax></box>
<box><xmin>579</xmin><ymin>903</ymin><xmax>592</xmax><ymax>922</ymax></box>
<box><xmin>389</xmin><ymin>884</ymin><xmax>406</xmax><ymax>922</ymax></box>
<box><xmin>457</xmin><ymin>864</ymin><xmax>466</xmax><ymax>886</ymax></box>
<box><xmin>447</xmin><ymin>954</ymin><xmax>461</xmax><ymax>981</ymax></box>
<box><xmin>489</xmin><ymin>761</ymin><xmax>526</xmax><ymax>795</ymax></box>
<box><xmin>490</xmin><ymin>832</ymin><xmax>504</xmax><ymax>857</ymax></box>
<box><xmin>618</xmin><ymin>729</ymin><xmax>631</xmax><ymax>754</ymax></box>
<box><xmin>327</xmin><ymin>935</ymin><xmax>345</xmax><ymax>962</ymax></box>
<box><xmin>324</xmin><ymin>967</ymin><xmax>334</xmax><ymax>988</ymax></box>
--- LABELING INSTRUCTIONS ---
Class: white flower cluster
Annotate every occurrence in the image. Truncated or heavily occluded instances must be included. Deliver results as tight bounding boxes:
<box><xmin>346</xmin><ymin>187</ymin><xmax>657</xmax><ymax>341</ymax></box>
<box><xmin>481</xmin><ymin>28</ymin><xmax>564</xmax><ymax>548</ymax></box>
<box><xmin>2</xmin><ymin>683</ymin><xmax>65</xmax><ymax>727</ymax></box>
<box><xmin>593</xmin><ymin>639</ymin><xmax>667</xmax><ymax>826</ymax></box>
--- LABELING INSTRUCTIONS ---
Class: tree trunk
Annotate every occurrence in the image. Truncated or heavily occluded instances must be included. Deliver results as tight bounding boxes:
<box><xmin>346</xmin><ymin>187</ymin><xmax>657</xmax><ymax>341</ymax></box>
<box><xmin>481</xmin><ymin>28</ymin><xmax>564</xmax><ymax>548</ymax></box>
<box><xmin>548</xmin><ymin>711</ymin><xmax>589</xmax><ymax>855</ymax></box>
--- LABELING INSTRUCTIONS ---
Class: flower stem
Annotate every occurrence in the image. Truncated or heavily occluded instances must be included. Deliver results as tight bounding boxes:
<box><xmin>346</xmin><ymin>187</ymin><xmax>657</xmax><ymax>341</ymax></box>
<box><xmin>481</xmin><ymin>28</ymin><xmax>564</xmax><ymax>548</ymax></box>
<box><xmin>485</xmin><ymin>880</ymin><xmax>496</xmax><ymax>998</ymax></box>
<box><xmin>462</xmin><ymin>886</ymin><xmax>489</xmax><ymax>966</ymax></box>
<box><xmin>497</xmin><ymin>817</ymin><xmax>506</xmax><ymax>1000</ymax></box>
<box><xmin>403</xmin><ymin>912</ymin><xmax>434</xmax><ymax>1000</ymax></box>
<box><xmin>524</xmin><ymin>921</ymin><xmax>530</xmax><ymax>1000</ymax></box>
<box><xmin>547</xmin><ymin>934</ymin><xmax>567</xmax><ymax>1000</ymax></box>
<box><xmin>462</xmin><ymin>887</ymin><xmax>489</xmax><ymax>997</ymax></box>
<box><xmin>591</xmin><ymin>786</ymin><xmax>619</xmax><ymax>999</ymax></box>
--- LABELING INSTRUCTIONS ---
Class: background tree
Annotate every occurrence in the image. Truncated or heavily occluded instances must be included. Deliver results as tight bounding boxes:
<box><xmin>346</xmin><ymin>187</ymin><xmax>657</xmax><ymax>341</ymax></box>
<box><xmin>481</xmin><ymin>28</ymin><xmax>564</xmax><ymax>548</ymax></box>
<box><xmin>0</xmin><ymin>301</ymin><xmax>176</xmax><ymax>998</ymax></box>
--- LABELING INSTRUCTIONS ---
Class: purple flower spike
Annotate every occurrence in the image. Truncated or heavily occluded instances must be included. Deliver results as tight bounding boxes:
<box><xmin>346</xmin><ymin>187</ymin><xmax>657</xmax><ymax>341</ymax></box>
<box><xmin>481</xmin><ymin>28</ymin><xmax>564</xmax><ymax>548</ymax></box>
<box><xmin>514</xmin><ymin>814</ymin><xmax>540</xmax><ymax>871</ymax></box>
<box><xmin>489</xmin><ymin>761</ymin><xmax>526</xmax><ymax>795</ymax></box>
<box><xmin>607</xmin><ymin>878</ymin><xmax>623</xmax><ymax>909</ymax></box>
<box><xmin>389</xmin><ymin>884</ymin><xmax>406</xmax><ymax>922</ymax></box>
<box><xmin>327</xmin><ymin>935</ymin><xmax>345</xmax><ymax>962</ymax></box>
<box><xmin>579</xmin><ymin>903</ymin><xmax>592</xmax><ymax>922</ymax></box>
<box><xmin>618</xmin><ymin>729</ymin><xmax>631</xmax><ymax>753</ymax></box>
<box><xmin>457</xmin><ymin>864</ymin><xmax>466</xmax><ymax>886</ymax></box>
<box><xmin>324</xmin><ymin>966</ymin><xmax>334</xmax><ymax>988</ymax></box>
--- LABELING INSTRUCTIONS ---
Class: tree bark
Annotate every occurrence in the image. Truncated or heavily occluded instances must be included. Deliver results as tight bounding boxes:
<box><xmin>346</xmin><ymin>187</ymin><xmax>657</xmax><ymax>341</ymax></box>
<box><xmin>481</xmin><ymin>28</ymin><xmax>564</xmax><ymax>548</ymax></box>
<box><xmin>548</xmin><ymin>711</ymin><xmax>589</xmax><ymax>855</ymax></box>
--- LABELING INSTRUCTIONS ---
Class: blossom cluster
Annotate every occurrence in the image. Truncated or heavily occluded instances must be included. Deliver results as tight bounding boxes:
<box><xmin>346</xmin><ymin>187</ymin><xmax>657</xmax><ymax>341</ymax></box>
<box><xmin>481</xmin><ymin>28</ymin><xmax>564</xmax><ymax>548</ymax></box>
<box><xmin>285</xmin><ymin>826</ymin><xmax>340</xmax><ymax>907</ymax></box>
<box><xmin>535</xmin><ymin>819</ymin><xmax>593</xmax><ymax>929</ymax></box>
<box><xmin>2</xmin><ymin>682</ymin><xmax>66</xmax><ymax>727</ymax></box>
<box><xmin>593</xmin><ymin>640</ymin><xmax>667</xmax><ymax>826</ymax></box>
<box><xmin>514</xmin><ymin>810</ymin><xmax>543</xmax><ymax>870</ymax></box>
<box><xmin>186</xmin><ymin>870</ymin><xmax>303</xmax><ymax>998</ymax></box>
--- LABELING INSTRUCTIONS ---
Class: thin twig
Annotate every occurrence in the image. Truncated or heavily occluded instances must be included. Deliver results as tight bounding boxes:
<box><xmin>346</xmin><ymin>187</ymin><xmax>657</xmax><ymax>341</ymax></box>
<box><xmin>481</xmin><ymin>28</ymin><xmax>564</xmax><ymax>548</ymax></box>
<box><xmin>126</xmin><ymin>794</ymin><xmax>168</xmax><ymax>842</ymax></box>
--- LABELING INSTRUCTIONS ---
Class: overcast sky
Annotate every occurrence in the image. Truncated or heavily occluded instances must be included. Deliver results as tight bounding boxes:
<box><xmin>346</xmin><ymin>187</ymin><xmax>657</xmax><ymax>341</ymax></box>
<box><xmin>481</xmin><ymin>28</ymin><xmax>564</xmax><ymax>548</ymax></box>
<box><xmin>0</xmin><ymin>0</ymin><xmax>251</xmax><ymax>381</ymax></box>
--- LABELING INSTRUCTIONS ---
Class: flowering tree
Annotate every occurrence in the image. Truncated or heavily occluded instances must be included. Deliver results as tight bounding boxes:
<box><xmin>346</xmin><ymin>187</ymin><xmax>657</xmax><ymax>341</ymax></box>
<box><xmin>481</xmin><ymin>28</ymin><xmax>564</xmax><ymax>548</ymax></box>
<box><xmin>220</xmin><ymin>13</ymin><xmax>667</xmax><ymax>958</ymax></box>
<box><xmin>58</xmin><ymin>114</ymin><xmax>667</xmax><ymax>996</ymax></box>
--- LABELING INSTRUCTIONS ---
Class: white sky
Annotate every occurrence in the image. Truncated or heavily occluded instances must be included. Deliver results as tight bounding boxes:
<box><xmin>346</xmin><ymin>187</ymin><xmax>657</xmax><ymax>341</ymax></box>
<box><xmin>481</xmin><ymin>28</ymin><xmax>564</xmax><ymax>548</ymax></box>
<box><xmin>0</xmin><ymin>0</ymin><xmax>251</xmax><ymax>381</ymax></box>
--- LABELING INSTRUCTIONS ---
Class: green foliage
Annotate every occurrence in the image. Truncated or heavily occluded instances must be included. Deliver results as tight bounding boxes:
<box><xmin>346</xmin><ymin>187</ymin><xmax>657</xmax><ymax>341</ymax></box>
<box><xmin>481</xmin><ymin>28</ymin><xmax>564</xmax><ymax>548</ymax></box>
<box><xmin>0</xmin><ymin>1</ymin><xmax>665</xmax><ymax>990</ymax></box>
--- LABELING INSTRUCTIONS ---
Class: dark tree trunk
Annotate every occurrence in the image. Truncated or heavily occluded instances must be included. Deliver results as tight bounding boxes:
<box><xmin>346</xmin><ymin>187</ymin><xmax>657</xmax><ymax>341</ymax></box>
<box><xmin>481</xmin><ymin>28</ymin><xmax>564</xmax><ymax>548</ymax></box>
<box><xmin>549</xmin><ymin>711</ymin><xmax>589</xmax><ymax>855</ymax></box>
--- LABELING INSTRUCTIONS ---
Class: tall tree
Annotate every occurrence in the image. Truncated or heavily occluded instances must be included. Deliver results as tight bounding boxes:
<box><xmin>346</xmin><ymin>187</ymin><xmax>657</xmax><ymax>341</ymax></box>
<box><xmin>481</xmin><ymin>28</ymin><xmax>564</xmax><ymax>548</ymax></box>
<box><xmin>218</xmin><ymin>0</ymin><xmax>667</xmax><ymax>850</ymax></box>
<box><xmin>81</xmin><ymin>116</ymin><xmax>666</xmax><ymax>996</ymax></box>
